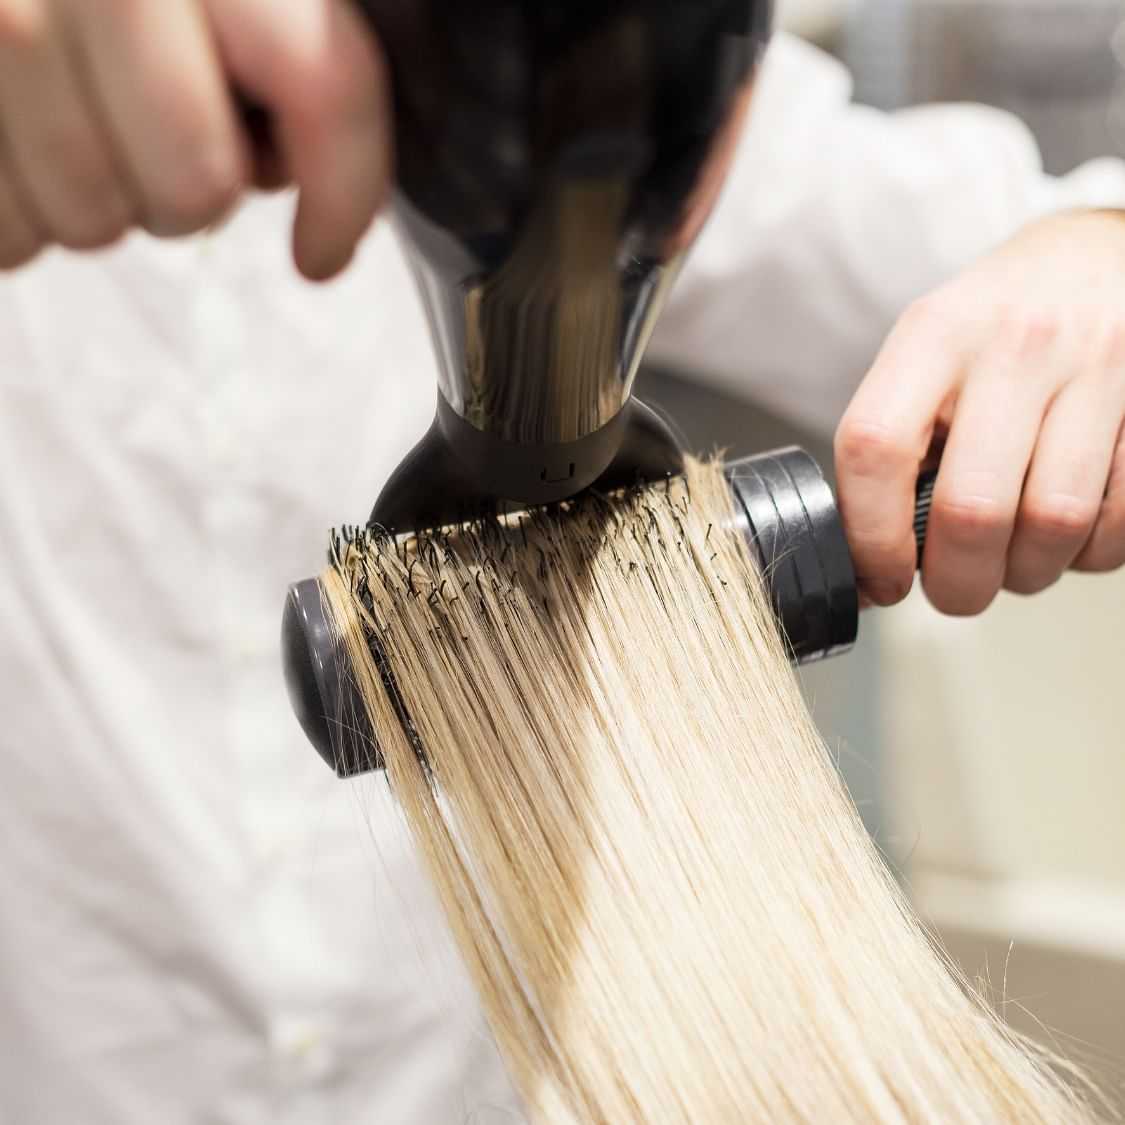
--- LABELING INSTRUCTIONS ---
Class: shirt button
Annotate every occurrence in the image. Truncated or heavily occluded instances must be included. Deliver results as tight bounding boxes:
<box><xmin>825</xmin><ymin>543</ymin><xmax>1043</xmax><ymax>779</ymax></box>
<box><xmin>195</xmin><ymin>288</ymin><xmax>247</xmax><ymax>374</ymax></box>
<box><xmin>270</xmin><ymin>1018</ymin><xmax>337</xmax><ymax>1083</ymax></box>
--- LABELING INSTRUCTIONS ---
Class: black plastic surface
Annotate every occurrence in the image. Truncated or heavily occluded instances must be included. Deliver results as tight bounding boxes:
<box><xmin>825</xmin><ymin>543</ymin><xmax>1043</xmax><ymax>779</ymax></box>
<box><xmin>281</xmin><ymin>579</ymin><xmax>383</xmax><ymax>777</ymax></box>
<box><xmin>371</xmin><ymin>396</ymin><xmax>684</xmax><ymax>531</ymax></box>
<box><xmin>725</xmin><ymin>448</ymin><xmax>859</xmax><ymax>663</ymax></box>
<box><xmin>358</xmin><ymin>0</ymin><xmax>773</xmax><ymax>449</ymax></box>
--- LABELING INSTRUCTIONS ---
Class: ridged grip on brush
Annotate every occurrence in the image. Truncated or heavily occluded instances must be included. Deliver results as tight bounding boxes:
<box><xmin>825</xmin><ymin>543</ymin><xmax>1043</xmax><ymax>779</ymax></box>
<box><xmin>914</xmin><ymin>470</ymin><xmax>937</xmax><ymax>565</ymax></box>
<box><xmin>724</xmin><ymin>448</ymin><xmax>859</xmax><ymax>663</ymax></box>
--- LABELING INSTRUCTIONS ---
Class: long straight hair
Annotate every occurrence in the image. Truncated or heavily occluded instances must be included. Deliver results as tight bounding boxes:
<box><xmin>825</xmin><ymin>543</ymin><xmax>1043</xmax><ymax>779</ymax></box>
<box><xmin>322</xmin><ymin>457</ymin><xmax>1107</xmax><ymax>1123</ymax></box>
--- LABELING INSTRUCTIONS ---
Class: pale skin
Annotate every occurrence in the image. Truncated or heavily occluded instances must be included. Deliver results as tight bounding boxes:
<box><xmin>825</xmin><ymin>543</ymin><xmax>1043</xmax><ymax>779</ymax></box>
<box><xmin>1</xmin><ymin>0</ymin><xmax>1123</xmax><ymax>614</ymax></box>
<box><xmin>837</xmin><ymin>210</ymin><xmax>1125</xmax><ymax>614</ymax></box>
<box><xmin>0</xmin><ymin>0</ymin><xmax>393</xmax><ymax>279</ymax></box>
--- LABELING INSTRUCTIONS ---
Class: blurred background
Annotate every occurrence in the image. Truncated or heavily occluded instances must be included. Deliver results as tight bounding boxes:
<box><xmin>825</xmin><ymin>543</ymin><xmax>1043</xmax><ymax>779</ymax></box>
<box><xmin>641</xmin><ymin>0</ymin><xmax>1125</xmax><ymax>1104</ymax></box>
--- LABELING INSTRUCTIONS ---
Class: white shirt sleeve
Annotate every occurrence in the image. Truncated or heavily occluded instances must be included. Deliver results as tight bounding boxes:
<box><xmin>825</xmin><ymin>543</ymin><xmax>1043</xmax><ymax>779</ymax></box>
<box><xmin>651</xmin><ymin>31</ymin><xmax>1125</xmax><ymax>436</ymax></box>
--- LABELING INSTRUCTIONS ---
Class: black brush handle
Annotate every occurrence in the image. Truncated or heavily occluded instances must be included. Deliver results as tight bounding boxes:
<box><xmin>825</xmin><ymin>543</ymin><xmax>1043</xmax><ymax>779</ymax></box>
<box><xmin>914</xmin><ymin>470</ymin><xmax>937</xmax><ymax>567</ymax></box>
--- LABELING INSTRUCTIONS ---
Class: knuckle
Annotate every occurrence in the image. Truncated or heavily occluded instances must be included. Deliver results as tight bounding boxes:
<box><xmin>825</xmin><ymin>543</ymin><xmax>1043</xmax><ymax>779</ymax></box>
<box><xmin>140</xmin><ymin>74</ymin><xmax>246</xmax><ymax>233</ymax></box>
<box><xmin>64</xmin><ymin>205</ymin><xmax>129</xmax><ymax>250</ymax></box>
<box><xmin>149</xmin><ymin>145</ymin><xmax>244</xmax><ymax>234</ymax></box>
<box><xmin>1019</xmin><ymin>494</ymin><xmax>1099</xmax><ymax>543</ymax></box>
<box><xmin>899</xmin><ymin>292</ymin><xmax>950</xmax><ymax>338</ymax></box>
<box><xmin>39</xmin><ymin>147</ymin><xmax>131</xmax><ymax>248</ymax></box>
<box><xmin>834</xmin><ymin>418</ymin><xmax>912</xmax><ymax>478</ymax></box>
<box><xmin>994</xmin><ymin>305</ymin><xmax>1061</xmax><ymax>361</ymax></box>
<box><xmin>932</xmin><ymin>494</ymin><xmax>1011</xmax><ymax>545</ymax></box>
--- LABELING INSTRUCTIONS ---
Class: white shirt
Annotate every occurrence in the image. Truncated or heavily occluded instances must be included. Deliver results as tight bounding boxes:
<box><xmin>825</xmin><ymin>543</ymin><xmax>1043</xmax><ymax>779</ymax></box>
<box><xmin>1</xmin><ymin>34</ymin><xmax>1123</xmax><ymax>1125</ymax></box>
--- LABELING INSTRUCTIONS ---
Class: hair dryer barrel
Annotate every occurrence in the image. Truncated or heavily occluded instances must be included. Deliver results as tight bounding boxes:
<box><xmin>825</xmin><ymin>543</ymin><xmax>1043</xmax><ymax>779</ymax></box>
<box><xmin>358</xmin><ymin>1</ymin><xmax>772</xmax><ymax>504</ymax></box>
<box><xmin>282</xmin><ymin>448</ymin><xmax>874</xmax><ymax>778</ymax></box>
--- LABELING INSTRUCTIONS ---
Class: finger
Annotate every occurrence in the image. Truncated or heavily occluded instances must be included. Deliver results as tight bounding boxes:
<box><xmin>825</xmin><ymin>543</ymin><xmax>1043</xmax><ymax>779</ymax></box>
<box><xmin>0</xmin><ymin>145</ymin><xmax>43</xmax><ymax>267</ymax></box>
<box><xmin>1004</xmin><ymin>378</ymin><xmax>1121</xmax><ymax>594</ymax></box>
<box><xmin>921</xmin><ymin>342</ymin><xmax>1058</xmax><ymax>616</ymax></box>
<box><xmin>207</xmin><ymin>0</ymin><xmax>393</xmax><ymax>280</ymax></box>
<box><xmin>65</xmin><ymin>0</ymin><xmax>247</xmax><ymax>237</ymax></box>
<box><xmin>835</xmin><ymin>296</ymin><xmax>967</xmax><ymax>606</ymax></box>
<box><xmin>0</xmin><ymin>3</ymin><xmax>132</xmax><ymax>248</ymax></box>
<box><xmin>1074</xmin><ymin>423</ymin><xmax>1125</xmax><ymax>573</ymax></box>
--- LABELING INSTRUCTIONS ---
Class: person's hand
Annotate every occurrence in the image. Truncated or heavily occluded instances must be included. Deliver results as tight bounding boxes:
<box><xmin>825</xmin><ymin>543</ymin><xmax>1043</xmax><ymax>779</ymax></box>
<box><xmin>0</xmin><ymin>0</ymin><xmax>391</xmax><ymax>279</ymax></box>
<box><xmin>835</xmin><ymin>209</ymin><xmax>1125</xmax><ymax>615</ymax></box>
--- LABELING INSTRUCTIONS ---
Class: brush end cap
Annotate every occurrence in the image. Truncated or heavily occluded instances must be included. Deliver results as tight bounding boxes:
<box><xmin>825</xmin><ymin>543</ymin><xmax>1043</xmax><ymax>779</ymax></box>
<box><xmin>282</xmin><ymin>578</ymin><xmax>383</xmax><ymax>777</ymax></box>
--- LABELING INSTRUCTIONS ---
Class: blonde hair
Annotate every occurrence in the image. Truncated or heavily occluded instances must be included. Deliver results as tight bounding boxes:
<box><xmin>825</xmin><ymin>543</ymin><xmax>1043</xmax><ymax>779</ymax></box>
<box><xmin>322</xmin><ymin>457</ymin><xmax>1107</xmax><ymax>1123</ymax></box>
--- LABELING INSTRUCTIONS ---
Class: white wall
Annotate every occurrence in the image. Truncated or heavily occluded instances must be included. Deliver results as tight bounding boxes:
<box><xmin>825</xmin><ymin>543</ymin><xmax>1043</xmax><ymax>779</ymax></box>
<box><xmin>883</xmin><ymin>570</ymin><xmax>1125</xmax><ymax>887</ymax></box>
<box><xmin>879</xmin><ymin>569</ymin><xmax>1125</xmax><ymax>1091</ymax></box>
